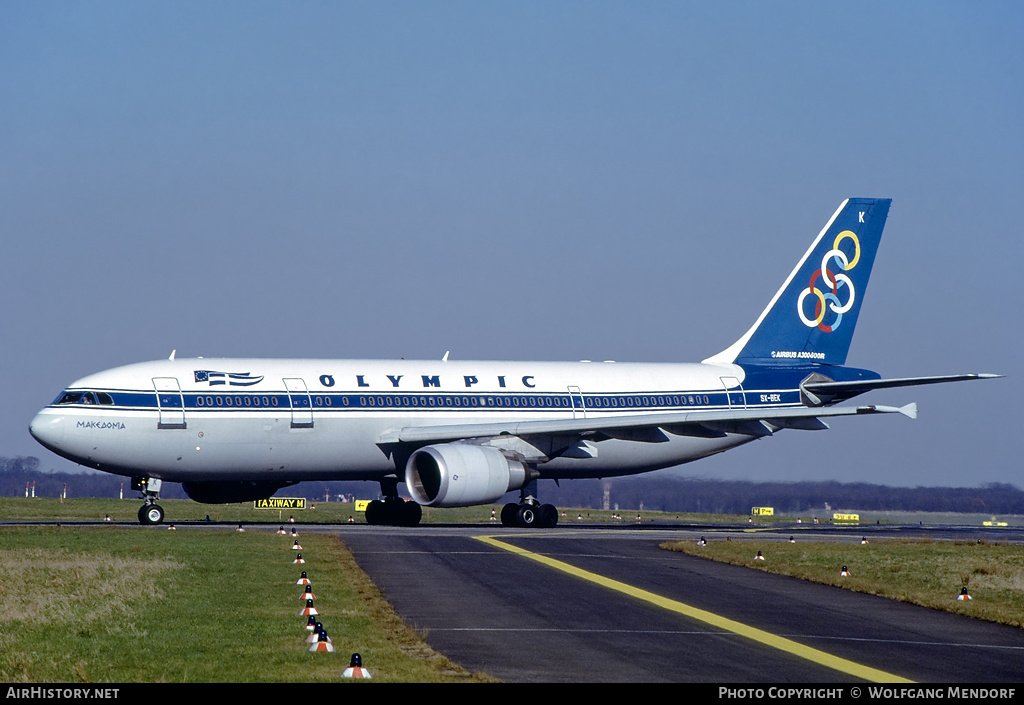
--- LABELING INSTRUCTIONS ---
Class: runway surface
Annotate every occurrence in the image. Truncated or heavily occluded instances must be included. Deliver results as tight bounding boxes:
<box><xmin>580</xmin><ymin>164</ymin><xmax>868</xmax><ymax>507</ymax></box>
<box><xmin>340</xmin><ymin>525</ymin><xmax>1024</xmax><ymax>683</ymax></box>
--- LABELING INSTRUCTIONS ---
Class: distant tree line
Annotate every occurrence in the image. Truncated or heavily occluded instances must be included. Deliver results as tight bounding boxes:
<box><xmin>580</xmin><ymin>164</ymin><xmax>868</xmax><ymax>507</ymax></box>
<box><xmin>2</xmin><ymin>455</ymin><xmax>1022</xmax><ymax>515</ymax></box>
<box><xmin>541</xmin><ymin>476</ymin><xmax>1024</xmax><ymax>516</ymax></box>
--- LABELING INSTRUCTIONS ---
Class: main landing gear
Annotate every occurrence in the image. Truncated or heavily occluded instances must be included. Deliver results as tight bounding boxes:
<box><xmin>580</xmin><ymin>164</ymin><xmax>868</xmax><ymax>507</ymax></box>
<box><xmin>500</xmin><ymin>481</ymin><xmax>558</xmax><ymax>528</ymax></box>
<box><xmin>364</xmin><ymin>477</ymin><xmax>422</xmax><ymax>527</ymax></box>
<box><xmin>132</xmin><ymin>477</ymin><xmax>165</xmax><ymax>525</ymax></box>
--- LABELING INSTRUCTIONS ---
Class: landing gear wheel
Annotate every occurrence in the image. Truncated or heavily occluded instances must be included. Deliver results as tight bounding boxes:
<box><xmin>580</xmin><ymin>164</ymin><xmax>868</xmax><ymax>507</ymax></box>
<box><xmin>365</xmin><ymin>499</ymin><xmax>385</xmax><ymax>525</ymax></box>
<box><xmin>399</xmin><ymin>500</ymin><xmax>422</xmax><ymax>527</ymax></box>
<box><xmin>501</xmin><ymin>501</ymin><xmax>559</xmax><ymax>528</ymax></box>
<box><xmin>515</xmin><ymin>504</ymin><xmax>538</xmax><ymax>527</ymax></box>
<box><xmin>365</xmin><ymin>498</ymin><xmax>422</xmax><ymax>527</ymax></box>
<box><xmin>538</xmin><ymin>503</ymin><xmax>558</xmax><ymax>528</ymax></box>
<box><xmin>500</xmin><ymin>503</ymin><xmax>520</xmax><ymax>527</ymax></box>
<box><xmin>139</xmin><ymin>504</ymin><xmax>164</xmax><ymax>525</ymax></box>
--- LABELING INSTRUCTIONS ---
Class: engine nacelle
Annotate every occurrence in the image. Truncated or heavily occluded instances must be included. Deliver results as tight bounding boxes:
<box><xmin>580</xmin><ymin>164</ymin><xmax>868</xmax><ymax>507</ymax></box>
<box><xmin>405</xmin><ymin>444</ymin><xmax>529</xmax><ymax>507</ymax></box>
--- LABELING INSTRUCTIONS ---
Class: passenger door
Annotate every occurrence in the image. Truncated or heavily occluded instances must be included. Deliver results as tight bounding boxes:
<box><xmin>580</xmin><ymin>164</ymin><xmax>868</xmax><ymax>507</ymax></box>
<box><xmin>153</xmin><ymin>377</ymin><xmax>186</xmax><ymax>429</ymax></box>
<box><xmin>284</xmin><ymin>378</ymin><xmax>314</xmax><ymax>428</ymax></box>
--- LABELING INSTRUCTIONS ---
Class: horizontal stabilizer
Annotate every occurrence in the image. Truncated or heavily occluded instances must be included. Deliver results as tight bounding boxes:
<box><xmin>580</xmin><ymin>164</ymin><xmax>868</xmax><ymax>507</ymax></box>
<box><xmin>801</xmin><ymin>373</ymin><xmax>1000</xmax><ymax>405</ymax></box>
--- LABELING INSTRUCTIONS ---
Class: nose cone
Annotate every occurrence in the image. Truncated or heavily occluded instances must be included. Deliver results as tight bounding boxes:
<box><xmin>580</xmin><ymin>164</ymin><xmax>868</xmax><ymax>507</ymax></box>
<box><xmin>29</xmin><ymin>410</ymin><xmax>65</xmax><ymax>453</ymax></box>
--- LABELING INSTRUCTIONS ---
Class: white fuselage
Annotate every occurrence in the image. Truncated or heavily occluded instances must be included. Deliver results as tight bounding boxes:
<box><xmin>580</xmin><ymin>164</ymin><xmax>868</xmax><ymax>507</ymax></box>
<box><xmin>29</xmin><ymin>356</ymin><xmax>793</xmax><ymax>484</ymax></box>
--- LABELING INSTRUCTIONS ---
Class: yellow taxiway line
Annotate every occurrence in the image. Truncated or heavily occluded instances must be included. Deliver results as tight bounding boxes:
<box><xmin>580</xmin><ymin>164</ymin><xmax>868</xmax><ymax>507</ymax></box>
<box><xmin>474</xmin><ymin>534</ymin><xmax>912</xmax><ymax>683</ymax></box>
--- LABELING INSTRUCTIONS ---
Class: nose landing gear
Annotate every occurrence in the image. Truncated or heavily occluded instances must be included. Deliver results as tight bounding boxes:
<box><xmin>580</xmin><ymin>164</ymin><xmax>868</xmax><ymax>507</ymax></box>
<box><xmin>132</xmin><ymin>477</ymin><xmax>165</xmax><ymax>525</ymax></box>
<box><xmin>138</xmin><ymin>502</ymin><xmax>165</xmax><ymax>525</ymax></box>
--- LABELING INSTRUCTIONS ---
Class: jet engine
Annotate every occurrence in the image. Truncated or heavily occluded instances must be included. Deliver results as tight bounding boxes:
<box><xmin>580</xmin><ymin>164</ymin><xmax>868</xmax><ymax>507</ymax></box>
<box><xmin>405</xmin><ymin>444</ymin><xmax>530</xmax><ymax>507</ymax></box>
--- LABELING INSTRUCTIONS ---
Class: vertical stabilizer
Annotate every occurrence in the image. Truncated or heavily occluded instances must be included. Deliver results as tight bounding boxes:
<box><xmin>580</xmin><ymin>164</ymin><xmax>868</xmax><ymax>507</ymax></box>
<box><xmin>704</xmin><ymin>198</ymin><xmax>891</xmax><ymax>366</ymax></box>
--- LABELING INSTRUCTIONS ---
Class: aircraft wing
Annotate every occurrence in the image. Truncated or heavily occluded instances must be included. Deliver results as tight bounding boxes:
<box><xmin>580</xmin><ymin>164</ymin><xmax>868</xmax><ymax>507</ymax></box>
<box><xmin>378</xmin><ymin>402</ymin><xmax>919</xmax><ymax>446</ymax></box>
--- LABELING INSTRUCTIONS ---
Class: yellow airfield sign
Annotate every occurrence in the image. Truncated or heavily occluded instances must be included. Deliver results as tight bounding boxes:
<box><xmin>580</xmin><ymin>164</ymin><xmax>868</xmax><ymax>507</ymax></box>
<box><xmin>253</xmin><ymin>497</ymin><xmax>306</xmax><ymax>510</ymax></box>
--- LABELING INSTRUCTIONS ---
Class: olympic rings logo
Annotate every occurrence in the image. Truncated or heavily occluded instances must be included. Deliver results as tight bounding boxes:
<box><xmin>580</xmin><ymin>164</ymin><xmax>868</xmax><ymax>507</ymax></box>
<box><xmin>797</xmin><ymin>230</ymin><xmax>861</xmax><ymax>332</ymax></box>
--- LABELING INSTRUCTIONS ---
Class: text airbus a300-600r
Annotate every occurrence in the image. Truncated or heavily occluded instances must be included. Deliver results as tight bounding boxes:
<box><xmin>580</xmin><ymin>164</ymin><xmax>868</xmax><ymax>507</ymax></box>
<box><xmin>29</xmin><ymin>199</ymin><xmax>998</xmax><ymax>526</ymax></box>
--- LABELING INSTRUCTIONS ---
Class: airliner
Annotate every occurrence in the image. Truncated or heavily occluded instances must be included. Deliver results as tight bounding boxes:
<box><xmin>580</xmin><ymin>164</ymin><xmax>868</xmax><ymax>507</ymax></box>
<box><xmin>29</xmin><ymin>198</ymin><xmax>997</xmax><ymax>526</ymax></box>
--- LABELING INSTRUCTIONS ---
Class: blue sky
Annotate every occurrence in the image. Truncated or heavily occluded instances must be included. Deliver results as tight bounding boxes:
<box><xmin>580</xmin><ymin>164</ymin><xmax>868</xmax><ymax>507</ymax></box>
<box><xmin>2</xmin><ymin>2</ymin><xmax>1020</xmax><ymax>488</ymax></box>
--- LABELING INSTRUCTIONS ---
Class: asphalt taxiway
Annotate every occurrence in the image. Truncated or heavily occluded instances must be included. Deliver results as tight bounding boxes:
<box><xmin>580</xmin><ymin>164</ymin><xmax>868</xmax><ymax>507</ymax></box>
<box><xmin>339</xmin><ymin>524</ymin><xmax>1024</xmax><ymax>683</ymax></box>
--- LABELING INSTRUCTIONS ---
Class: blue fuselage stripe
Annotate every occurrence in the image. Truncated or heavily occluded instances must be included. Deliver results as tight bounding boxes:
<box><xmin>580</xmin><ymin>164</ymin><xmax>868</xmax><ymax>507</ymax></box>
<box><xmin>51</xmin><ymin>388</ymin><xmax>805</xmax><ymax>413</ymax></box>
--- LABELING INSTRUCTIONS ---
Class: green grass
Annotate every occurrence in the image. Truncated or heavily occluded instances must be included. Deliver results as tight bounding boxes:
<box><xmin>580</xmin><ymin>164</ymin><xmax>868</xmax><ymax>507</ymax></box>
<box><xmin>6</xmin><ymin>498</ymin><xmax>1022</xmax><ymax>681</ymax></box>
<box><xmin>662</xmin><ymin>537</ymin><xmax>1024</xmax><ymax>628</ymax></box>
<box><xmin>0</xmin><ymin>496</ymin><xmax>818</xmax><ymax>525</ymax></box>
<box><xmin>0</xmin><ymin>526</ymin><xmax>493</xmax><ymax>683</ymax></box>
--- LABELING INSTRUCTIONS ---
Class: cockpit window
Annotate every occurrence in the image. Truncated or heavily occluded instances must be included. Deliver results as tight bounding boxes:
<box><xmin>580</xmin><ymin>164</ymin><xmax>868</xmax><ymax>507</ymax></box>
<box><xmin>56</xmin><ymin>391</ymin><xmax>114</xmax><ymax>405</ymax></box>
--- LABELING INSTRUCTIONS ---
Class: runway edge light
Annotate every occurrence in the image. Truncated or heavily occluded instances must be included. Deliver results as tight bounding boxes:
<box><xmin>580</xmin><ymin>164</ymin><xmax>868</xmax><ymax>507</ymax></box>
<box><xmin>310</xmin><ymin>628</ymin><xmax>334</xmax><ymax>652</ymax></box>
<box><xmin>343</xmin><ymin>653</ymin><xmax>371</xmax><ymax>679</ymax></box>
<box><xmin>307</xmin><ymin>622</ymin><xmax>331</xmax><ymax>645</ymax></box>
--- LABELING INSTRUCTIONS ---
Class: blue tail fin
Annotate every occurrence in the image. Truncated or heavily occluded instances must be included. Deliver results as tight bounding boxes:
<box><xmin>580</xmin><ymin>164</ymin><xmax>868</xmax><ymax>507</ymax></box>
<box><xmin>705</xmin><ymin>198</ymin><xmax>892</xmax><ymax>366</ymax></box>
